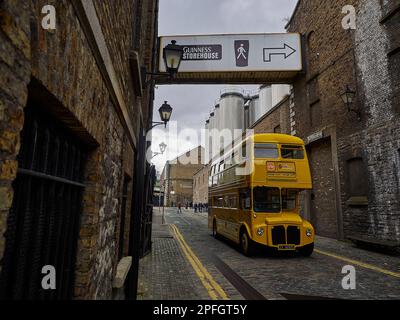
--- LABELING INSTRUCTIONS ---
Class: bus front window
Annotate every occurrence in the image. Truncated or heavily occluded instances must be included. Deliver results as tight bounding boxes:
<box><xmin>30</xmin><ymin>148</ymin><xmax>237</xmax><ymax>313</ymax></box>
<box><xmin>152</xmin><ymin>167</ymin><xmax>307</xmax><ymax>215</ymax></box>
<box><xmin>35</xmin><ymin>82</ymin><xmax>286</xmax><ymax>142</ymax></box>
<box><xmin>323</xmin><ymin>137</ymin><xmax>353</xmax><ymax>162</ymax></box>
<box><xmin>253</xmin><ymin>187</ymin><xmax>280</xmax><ymax>213</ymax></box>
<box><xmin>282</xmin><ymin>189</ymin><xmax>298</xmax><ymax>211</ymax></box>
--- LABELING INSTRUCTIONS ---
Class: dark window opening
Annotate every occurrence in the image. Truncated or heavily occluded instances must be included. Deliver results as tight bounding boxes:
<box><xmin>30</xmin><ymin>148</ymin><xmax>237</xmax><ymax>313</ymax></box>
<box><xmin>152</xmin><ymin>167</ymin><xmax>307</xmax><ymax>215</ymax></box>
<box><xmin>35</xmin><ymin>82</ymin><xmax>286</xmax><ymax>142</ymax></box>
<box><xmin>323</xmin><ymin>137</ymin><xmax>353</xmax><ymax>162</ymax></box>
<box><xmin>282</xmin><ymin>189</ymin><xmax>298</xmax><ymax>211</ymax></box>
<box><xmin>274</xmin><ymin>125</ymin><xmax>281</xmax><ymax>133</ymax></box>
<box><xmin>347</xmin><ymin>157</ymin><xmax>369</xmax><ymax>197</ymax></box>
<box><xmin>0</xmin><ymin>104</ymin><xmax>87</xmax><ymax>300</ymax></box>
<box><xmin>253</xmin><ymin>187</ymin><xmax>280</xmax><ymax>213</ymax></box>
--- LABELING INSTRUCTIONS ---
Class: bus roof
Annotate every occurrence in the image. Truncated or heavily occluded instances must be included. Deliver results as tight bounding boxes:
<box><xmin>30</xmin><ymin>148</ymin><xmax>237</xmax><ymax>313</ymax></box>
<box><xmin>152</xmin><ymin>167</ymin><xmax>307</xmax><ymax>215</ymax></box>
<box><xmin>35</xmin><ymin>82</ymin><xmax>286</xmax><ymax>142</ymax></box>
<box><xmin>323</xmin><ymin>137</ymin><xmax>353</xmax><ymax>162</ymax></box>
<box><xmin>252</xmin><ymin>133</ymin><xmax>305</xmax><ymax>145</ymax></box>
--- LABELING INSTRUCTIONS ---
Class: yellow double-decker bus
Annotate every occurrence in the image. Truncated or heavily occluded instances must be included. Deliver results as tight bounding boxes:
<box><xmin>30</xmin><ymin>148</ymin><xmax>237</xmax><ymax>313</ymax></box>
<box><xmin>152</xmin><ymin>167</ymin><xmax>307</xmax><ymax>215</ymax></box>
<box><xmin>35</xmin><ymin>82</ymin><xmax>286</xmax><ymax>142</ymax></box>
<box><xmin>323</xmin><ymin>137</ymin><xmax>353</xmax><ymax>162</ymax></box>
<box><xmin>208</xmin><ymin>133</ymin><xmax>315</xmax><ymax>256</ymax></box>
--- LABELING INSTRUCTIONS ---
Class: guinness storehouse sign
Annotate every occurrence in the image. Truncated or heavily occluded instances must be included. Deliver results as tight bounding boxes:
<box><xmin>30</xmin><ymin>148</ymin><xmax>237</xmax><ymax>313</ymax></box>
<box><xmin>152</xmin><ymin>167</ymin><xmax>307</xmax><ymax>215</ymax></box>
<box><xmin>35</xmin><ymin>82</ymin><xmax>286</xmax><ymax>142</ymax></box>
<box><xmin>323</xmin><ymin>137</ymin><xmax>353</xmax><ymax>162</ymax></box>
<box><xmin>158</xmin><ymin>33</ymin><xmax>303</xmax><ymax>84</ymax></box>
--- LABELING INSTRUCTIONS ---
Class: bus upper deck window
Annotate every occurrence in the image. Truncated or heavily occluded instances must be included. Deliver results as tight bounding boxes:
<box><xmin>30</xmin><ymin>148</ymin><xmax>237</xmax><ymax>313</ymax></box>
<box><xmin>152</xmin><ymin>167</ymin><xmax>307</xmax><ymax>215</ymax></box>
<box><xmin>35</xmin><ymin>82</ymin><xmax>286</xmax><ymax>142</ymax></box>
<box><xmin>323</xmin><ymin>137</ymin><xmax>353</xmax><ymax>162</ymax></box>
<box><xmin>281</xmin><ymin>145</ymin><xmax>305</xmax><ymax>159</ymax></box>
<box><xmin>253</xmin><ymin>187</ymin><xmax>280</xmax><ymax>213</ymax></box>
<box><xmin>254</xmin><ymin>143</ymin><xmax>279</xmax><ymax>159</ymax></box>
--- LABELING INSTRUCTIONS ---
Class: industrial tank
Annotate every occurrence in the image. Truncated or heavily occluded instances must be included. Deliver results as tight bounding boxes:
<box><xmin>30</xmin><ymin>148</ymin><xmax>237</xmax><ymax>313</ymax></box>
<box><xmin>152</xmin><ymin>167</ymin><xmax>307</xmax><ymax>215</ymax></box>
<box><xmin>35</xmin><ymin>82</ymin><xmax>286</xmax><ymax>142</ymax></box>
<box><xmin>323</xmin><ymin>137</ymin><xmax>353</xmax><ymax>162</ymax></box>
<box><xmin>219</xmin><ymin>88</ymin><xmax>245</xmax><ymax>148</ymax></box>
<box><xmin>244</xmin><ymin>103</ymin><xmax>250</xmax><ymax>129</ymax></box>
<box><xmin>214</xmin><ymin>103</ymin><xmax>220</xmax><ymax>132</ymax></box>
<box><xmin>258</xmin><ymin>84</ymin><xmax>273</xmax><ymax>117</ymax></box>
<box><xmin>248</xmin><ymin>94</ymin><xmax>260</xmax><ymax>127</ymax></box>
<box><xmin>219</xmin><ymin>88</ymin><xmax>244</xmax><ymax>130</ymax></box>
<box><xmin>272</xmin><ymin>84</ymin><xmax>291</xmax><ymax>107</ymax></box>
<box><xmin>208</xmin><ymin>112</ymin><xmax>215</xmax><ymax>160</ymax></box>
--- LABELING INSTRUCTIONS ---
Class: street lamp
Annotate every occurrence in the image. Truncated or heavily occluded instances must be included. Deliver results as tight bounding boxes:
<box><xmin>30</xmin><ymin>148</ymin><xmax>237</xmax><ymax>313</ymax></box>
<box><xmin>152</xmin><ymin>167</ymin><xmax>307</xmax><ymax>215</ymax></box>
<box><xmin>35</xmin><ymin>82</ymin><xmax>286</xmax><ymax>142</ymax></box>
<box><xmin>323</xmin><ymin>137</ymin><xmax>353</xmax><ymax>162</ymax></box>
<box><xmin>150</xmin><ymin>101</ymin><xmax>173</xmax><ymax>130</ymax></box>
<box><xmin>151</xmin><ymin>142</ymin><xmax>167</xmax><ymax>159</ymax></box>
<box><xmin>158</xmin><ymin>101</ymin><xmax>173</xmax><ymax>127</ymax></box>
<box><xmin>340</xmin><ymin>85</ymin><xmax>360</xmax><ymax>119</ymax></box>
<box><xmin>142</xmin><ymin>40</ymin><xmax>184</xmax><ymax>87</ymax></box>
<box><xmin>163</xmin><ymin>40</ymin><xmax>184</xmax><ymax>77</ymax></box>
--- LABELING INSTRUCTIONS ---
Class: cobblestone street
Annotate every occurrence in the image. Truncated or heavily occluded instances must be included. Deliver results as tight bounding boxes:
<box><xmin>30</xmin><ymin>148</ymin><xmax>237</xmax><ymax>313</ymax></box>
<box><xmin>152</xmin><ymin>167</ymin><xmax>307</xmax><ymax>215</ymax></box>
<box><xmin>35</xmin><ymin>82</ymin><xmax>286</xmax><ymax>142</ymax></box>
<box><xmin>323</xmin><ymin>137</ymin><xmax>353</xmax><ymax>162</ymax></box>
<box><xmin>138</xmin><ymin>207</ymin><xmax>400</xmax><ymax>300</ymax></box>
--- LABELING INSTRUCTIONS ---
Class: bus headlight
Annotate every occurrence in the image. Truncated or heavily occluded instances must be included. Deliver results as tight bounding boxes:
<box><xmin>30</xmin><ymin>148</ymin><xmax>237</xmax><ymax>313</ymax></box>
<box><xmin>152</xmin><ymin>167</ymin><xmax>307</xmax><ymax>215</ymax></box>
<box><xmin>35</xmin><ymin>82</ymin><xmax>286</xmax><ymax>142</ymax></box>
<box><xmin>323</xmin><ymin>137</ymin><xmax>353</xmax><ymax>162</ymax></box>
<box><xmin>257</xmin><ymin>228</ymin><xmax>264</xmax><ymax>236</ymax></box>
<box><xmin>306</xmin><ymin>229</ymin><xmax>312</xmax><ymax>237</ymax></box>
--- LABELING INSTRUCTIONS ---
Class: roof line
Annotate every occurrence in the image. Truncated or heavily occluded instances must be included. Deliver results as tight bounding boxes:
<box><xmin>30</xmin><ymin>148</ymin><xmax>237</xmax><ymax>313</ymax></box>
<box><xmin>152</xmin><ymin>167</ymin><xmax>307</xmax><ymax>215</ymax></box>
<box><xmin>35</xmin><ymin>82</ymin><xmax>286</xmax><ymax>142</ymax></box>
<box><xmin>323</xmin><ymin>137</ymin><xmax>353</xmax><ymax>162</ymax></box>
<box><xmin>285</xmin><ymin>0</ymin><xmax>301</xmax><ymax>30</ymax></box>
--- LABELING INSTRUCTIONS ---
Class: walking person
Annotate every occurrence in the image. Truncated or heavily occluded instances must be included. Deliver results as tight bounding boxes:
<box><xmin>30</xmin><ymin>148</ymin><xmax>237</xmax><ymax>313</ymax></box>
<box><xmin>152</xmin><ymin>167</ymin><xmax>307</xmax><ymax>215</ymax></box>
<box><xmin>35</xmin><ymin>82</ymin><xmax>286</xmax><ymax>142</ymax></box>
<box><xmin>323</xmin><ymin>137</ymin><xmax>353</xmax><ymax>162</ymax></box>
<box><xmin>178</xmin><ymin>202</ymin><xmax>182</xmax><ymax>214</ymax></box>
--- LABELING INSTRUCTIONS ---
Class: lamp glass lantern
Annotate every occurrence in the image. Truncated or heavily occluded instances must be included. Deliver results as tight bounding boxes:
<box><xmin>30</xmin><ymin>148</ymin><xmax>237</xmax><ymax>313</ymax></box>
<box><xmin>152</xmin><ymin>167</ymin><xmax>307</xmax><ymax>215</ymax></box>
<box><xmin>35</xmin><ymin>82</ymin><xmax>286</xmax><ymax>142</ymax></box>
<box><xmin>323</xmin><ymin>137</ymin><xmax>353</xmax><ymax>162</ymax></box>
<box><xmin>163</xmin><ymin>40</ymin><xmax>184</xmax><ymax>76</ymax></box>
<box><xmin>158</xmin><ymin>101</ymin><xmax>173</xmax><ymax>127</ymax></box>
<box><xmin>341</xmin><ymin>85</ymin><xmax>356</xmax><ymax>109</ymax></box>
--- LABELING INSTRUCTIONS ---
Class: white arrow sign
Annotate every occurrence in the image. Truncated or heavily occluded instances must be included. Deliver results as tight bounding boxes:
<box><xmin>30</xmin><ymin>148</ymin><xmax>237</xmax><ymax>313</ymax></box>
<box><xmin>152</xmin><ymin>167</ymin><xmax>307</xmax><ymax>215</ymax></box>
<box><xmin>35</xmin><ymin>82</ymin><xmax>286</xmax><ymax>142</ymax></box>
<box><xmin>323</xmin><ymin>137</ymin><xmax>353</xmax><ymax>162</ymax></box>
<box><xmin>263</xmin><ymin>43</ymin><xmax>297</xmax><ymax>62</ymax></box>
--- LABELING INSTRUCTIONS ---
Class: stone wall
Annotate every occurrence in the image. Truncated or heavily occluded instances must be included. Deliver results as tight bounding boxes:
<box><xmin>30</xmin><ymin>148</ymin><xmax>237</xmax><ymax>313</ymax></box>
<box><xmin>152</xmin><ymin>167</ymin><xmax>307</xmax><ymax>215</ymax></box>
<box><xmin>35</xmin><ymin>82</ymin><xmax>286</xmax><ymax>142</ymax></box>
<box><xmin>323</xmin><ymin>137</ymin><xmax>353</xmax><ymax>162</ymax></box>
<box><xmin>287</xmin><ymin>0</ymin><xmax>400</xmax><ymax>241</ymax></box>
<box><xmin>0</xmin><ymin>0</ymin><xmax>157</xmax><ymax>299</ymax></box>
<box><xmin>0</xmin><ymin>0</ymin><xmax>32</xmax><ymax>270</ymax></box>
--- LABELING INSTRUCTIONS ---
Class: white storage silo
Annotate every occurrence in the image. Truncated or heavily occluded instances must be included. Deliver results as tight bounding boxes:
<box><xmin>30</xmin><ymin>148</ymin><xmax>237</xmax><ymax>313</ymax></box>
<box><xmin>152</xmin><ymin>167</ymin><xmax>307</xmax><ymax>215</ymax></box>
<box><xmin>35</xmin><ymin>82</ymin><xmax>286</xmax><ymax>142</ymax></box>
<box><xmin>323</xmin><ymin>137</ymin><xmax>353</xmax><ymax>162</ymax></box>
<box><xmin>219</xmin><ymin>89</ymin><xmax>244</xmax><ymax>131</ymax></box>
<box><xmin>244</xmin><ymin>103</ymin><xmax>250</xmax><ymax>129</ymax></box>
<box><xmin>258</xmin><ymin>84</ymin><xmax>273</xmax><ymax>116</ymax></box>
<box><xmin>248</xmin><ymin>94</ymin><xmax>260</xmax><ymax>127</ymax></box>
<box><xmin>214</xmin><ymin>103</ymin><xmax>220</xmax><ymax>132</ymax></box>
<box><xmin>272</xmin><ymin>84</ymin><xmax>291</xmax><ymax>107</ymax></box>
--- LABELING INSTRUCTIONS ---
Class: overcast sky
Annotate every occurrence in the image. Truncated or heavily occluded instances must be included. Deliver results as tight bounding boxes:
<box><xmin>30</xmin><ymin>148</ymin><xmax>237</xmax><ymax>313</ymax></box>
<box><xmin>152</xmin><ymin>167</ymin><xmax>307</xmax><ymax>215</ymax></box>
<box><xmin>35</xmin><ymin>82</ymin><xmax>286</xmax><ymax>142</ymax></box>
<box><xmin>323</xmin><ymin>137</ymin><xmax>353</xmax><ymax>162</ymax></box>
<box><xmin>151</xmin><ymin>0</ymin><xmax>298</xmax><ymax>174</ymax></box>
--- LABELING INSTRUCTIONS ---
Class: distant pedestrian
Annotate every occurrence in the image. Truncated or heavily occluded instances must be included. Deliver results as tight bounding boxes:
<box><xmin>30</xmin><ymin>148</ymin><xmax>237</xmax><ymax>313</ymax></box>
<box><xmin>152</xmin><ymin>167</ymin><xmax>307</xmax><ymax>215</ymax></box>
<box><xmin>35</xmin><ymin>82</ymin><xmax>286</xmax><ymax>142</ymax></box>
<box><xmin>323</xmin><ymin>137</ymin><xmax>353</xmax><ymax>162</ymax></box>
<box><xmin>178</xmin><ymin>202</ymin><xmax>182</xmax><ymax>214</ymax></box>
<box><xmin>194</xmin><ymin>203</ymin><xmax>197</xmax><ymax>213</ymax></box>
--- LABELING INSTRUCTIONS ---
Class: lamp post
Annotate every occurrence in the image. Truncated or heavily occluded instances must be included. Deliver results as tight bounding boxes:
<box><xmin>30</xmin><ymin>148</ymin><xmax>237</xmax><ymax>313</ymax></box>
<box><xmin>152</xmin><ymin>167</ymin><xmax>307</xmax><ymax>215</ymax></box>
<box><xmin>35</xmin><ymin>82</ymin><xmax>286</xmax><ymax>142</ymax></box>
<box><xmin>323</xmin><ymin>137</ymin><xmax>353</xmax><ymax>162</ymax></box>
<box><xmin>340</xmin><ymin>85</ymin><xmax>360</xmax><ymax>120</ymax></box>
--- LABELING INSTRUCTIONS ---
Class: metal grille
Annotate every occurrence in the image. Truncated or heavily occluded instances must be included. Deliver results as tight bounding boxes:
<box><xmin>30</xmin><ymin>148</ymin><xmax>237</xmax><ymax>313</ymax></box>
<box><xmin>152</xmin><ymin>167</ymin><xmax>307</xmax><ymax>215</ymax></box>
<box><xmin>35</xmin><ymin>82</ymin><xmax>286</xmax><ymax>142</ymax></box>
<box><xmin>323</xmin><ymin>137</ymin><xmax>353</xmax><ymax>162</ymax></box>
<box><xmin>271</xmin><ymin>226</ymin><xmax>286</xmax><ymax>245</ymax></box>
<box><xmin>287</xmin><ymin>226</ymin><xmax>301</xmax><ymax>245</ymax></box>
<box><xmin>0</xmin><ymin>106</ymin><xmax>86</xmax><ymax>300</ymax></box>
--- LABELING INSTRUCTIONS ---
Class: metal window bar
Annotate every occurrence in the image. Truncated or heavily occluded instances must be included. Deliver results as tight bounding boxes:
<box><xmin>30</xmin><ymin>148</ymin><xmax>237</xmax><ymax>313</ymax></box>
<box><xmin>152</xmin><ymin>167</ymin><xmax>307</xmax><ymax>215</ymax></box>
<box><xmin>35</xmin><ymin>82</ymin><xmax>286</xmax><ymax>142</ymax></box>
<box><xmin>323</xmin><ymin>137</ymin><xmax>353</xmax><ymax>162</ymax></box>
<box><xmin>0</xmin><ymin>106</ymin><xmax>86</xmax><ymax>300</ymax></box>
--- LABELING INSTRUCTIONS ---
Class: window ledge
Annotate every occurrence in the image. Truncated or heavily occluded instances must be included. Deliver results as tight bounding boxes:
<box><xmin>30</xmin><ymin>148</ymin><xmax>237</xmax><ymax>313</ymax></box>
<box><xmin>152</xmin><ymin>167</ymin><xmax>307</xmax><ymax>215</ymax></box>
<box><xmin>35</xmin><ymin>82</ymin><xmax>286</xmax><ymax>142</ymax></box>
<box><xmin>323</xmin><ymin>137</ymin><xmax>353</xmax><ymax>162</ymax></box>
<box><xmin>346</xmin><ymin>196</ymin><xmax>368</xmax><ymax>206</ymax></box>
<box><xmin>113</xmin><ymin>256</ymin><xmax>132</xmax><ymax>289</ymax></box>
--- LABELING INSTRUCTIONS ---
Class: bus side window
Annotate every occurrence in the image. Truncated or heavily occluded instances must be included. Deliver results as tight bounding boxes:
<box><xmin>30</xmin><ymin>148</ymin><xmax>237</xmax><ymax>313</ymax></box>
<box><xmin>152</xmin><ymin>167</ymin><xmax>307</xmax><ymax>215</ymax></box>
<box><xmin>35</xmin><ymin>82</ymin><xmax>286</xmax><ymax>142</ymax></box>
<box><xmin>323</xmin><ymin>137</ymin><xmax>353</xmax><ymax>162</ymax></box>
<box><xmin>239</xmin><ymin>189</ymin><xmax>251</xmax><ymax>210</ymax></box>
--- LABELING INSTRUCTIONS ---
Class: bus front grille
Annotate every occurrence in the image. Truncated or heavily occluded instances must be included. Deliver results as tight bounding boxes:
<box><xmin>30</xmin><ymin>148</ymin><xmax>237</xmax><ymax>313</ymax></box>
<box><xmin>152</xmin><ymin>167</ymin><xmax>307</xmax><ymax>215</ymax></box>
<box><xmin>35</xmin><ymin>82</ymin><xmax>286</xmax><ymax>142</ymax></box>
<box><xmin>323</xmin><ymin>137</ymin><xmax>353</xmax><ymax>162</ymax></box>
<box><xmin>272</xmin><ymin>226</ymin><xmax>286</xmax><ymax>245</ymax></box>
<box><xmin>287</xmin><ymin>226</ymin><xmax>301</xmax><ymax>245</ymax></box>
<box><xmin>271</xmin><ymin>225</ymin><xmax>301</xmax><ymax>245</ymax></box>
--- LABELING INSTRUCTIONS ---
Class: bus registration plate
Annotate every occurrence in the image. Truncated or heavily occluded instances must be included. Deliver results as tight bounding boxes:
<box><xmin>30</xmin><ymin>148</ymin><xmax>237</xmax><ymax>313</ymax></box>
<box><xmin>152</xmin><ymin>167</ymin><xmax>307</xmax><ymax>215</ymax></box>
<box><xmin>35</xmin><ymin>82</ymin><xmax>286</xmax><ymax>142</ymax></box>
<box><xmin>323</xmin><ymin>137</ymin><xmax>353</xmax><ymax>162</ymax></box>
<box><xmin>278</xmin><ymin>244</ymin><xmax>295</xmax><ymax>251</ymax></box>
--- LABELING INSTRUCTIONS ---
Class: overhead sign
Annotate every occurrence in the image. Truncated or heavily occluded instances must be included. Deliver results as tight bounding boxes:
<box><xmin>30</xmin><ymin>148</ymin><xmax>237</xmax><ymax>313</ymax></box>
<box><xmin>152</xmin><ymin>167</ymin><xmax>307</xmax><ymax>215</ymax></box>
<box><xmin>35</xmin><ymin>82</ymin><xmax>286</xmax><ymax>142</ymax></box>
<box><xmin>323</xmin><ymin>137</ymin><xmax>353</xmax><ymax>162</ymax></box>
<box><xmin>159</xmin><ymin>33</ymin><xmax>302</xmax><ymax>74</ymax></box>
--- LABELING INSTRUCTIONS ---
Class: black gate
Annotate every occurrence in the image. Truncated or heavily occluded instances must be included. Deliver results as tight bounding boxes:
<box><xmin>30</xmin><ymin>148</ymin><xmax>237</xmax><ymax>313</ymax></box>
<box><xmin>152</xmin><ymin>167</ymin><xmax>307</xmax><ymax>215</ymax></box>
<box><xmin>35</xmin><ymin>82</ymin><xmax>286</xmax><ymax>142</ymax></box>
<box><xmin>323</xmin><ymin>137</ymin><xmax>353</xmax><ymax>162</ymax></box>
<box><xmin>140</xmin><ymin>165</ymin><xmax>156</xmax><ymax>257</ymax></box>
<box><xmin>0</xmin><ymin>105</ymin><xmax>87</xmax><ymax>300</ymax></box>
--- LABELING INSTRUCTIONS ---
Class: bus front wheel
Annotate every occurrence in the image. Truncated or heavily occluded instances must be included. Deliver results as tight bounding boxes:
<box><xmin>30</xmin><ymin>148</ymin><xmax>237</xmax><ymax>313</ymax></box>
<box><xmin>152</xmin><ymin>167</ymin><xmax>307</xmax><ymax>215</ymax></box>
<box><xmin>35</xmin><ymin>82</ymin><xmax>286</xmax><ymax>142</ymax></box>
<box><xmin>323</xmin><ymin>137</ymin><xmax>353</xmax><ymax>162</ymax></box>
<box><xmin>299</xmin><ymin>243</ymin><xmax>314</xmax><ymax>257</ymax></box>
<box><xmin>240</xmin><ymin>229</ymin><xmax>254</xmax><ymax>256</ymax></box>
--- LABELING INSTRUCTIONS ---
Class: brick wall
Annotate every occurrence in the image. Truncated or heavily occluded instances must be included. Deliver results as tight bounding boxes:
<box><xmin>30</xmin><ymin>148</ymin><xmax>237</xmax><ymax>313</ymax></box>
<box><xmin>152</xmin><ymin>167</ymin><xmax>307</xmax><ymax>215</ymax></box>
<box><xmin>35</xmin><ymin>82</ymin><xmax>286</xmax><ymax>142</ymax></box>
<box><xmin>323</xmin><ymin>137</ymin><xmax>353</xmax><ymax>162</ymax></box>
<box><xmin>0</xmin><ymin>0</ymin><xmax>32</xmax><ymax>270</ymax></box>
<box><xmin>0</xmin><ymin>0</ymin><xmax>157</xmax><ymax>299</ymax></box>
<box><xmin>251</xmin><ymin>96</ymin><xmax>290</xmax><ymax>134</ymax></box>
<box><xmin>193</xmin><ymin>165</ymin><xmax>209</xmax><ymax>205</ymax></box>
<box><xmin>287</xmin><ymin>0</ymin><xmax>400</xmax><ymax>241</ymax></box>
